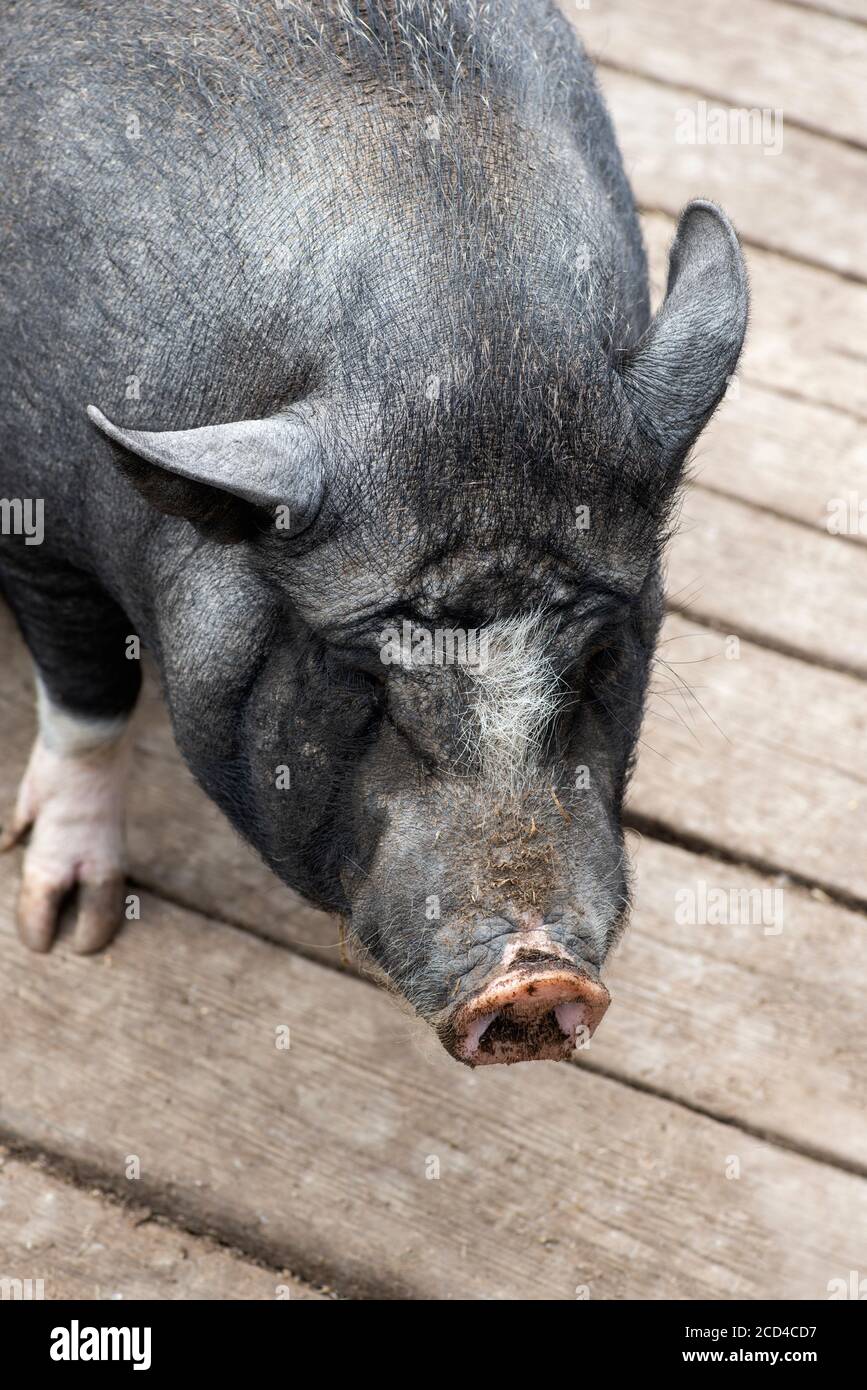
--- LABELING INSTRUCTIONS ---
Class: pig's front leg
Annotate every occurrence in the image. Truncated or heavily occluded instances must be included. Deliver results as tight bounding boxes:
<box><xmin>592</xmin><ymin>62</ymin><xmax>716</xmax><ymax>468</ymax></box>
<box><xmin>1</xmin><ymin>679</ymin><xmax>132</xmax><ymax>953</ymax></box>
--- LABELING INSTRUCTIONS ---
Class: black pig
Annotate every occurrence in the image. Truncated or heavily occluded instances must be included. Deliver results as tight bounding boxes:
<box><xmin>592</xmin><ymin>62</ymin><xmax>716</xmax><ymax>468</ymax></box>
<box><xmin>0</xmin><ymin>1</ymin><xmax>747</xmax><ymax>1064</ymax></box>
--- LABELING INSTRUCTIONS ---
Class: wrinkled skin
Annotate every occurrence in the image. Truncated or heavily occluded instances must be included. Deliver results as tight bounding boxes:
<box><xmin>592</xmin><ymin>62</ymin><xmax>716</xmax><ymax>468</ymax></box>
<box><xmin>0</xmin><ymin>1</ymin><xmax>747</xmax><ymax>1062</ymax></box>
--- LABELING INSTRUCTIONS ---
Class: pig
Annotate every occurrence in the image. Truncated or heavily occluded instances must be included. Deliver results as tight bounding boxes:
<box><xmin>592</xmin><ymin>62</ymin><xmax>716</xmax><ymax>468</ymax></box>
<box><xmin>0</xmin><ymin>0</ymin><xmax>747</xmax><ymax>1064</ymax></box>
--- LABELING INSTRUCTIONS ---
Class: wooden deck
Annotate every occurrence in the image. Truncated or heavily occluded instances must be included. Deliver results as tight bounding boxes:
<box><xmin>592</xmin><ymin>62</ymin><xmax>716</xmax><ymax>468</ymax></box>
<box><xmin>1</xmin><ymin>0</ymin><xmax>865</xmax><ymax>1299</ymax></box>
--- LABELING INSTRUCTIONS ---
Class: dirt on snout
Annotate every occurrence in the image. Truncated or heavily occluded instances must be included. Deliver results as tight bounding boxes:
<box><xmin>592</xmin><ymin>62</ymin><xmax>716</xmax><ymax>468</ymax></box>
<box><xmin>467</xmin><ymin>800</ymin><xmax>559</xmax><ymax>917</ymax></box>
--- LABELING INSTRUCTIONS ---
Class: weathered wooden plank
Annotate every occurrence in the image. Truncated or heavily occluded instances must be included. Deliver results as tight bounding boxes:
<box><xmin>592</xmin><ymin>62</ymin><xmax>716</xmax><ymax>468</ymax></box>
<box><xmin>642</xmin><ymin>213</ymin><xmax>867</xmax><ymax>419</ymax></box>
<box><xmin>667</xmin><ymin>484</ymin><xmax>867</xmax><ymax>674</ymax></box>
<box><xmin>784</xmin><ymin>0</ymin><xmax>866</xmax><ymax>24</ymax></box>
<box><xmin>574</xmin><ymin>0</ymin><xmax>867</xmax><ymax>147</ymax></box>
<box><xmin>629</xmin><ymin>612</ymin><xmax>867</xmax><ymax>901</ymax></box>
<box><xmin>600</xmin><ymin>835</ymin><xmax>867</xmax><ymax>1165</ymax></box>
<box><xmin>0</xmin><ymin>1155</ymin><xmax>326</xmax><ymax>1300</ymax></box>
<box><xmin>599</xmin><ymin>68</ymin><xmax>867</xmax><ymax>281</ymax></box>
<box><xmin>0</xmin><ymin>879</ymin><xmax>864</xmax><ymax>1300</ymax></box>
<box><xmin>690</xmin><ymin>381</ymin><xmax>867</xmax><ymax>539</ymax></box>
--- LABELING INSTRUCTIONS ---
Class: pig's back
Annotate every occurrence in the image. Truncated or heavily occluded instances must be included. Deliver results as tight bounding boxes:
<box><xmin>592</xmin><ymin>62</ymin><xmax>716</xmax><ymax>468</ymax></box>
<box><xmin>0</xmin><ymin>1</ymin><xmax>646</xmax><ymax>556</ymax></box>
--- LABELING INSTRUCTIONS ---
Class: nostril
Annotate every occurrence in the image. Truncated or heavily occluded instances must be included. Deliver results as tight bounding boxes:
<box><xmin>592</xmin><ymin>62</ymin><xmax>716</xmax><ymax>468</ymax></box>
<box><xmin>463</xmin><ymin>1009</ymin><xmax>500</xmax><ymax>1056</ymax></box>
<box><xmin>477</xmin><ymin>1001</ymin><xmax>568</xmax><ymax>1060</ymax></box>
<box><xmin>553</xmin><ymin>1000</ymin><xmax>584</xmax><ymax>1037</ymax></box>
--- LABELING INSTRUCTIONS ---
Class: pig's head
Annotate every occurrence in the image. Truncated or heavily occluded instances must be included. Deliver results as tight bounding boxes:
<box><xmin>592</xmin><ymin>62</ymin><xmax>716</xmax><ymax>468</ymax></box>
<box><xmin>90</xmin><ymin>200</ymin><xmax>747</xmax><ymax>1064</ymax></box>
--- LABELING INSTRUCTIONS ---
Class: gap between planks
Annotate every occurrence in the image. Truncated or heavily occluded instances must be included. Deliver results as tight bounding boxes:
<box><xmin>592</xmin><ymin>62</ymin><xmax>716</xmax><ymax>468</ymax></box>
<box><xmin>560</xmin><ymin>0</ymin><xmax>867</xmax><ymax>279</ymax></box>
<box><xmin>0</xmin><ymin>1144</ymin><xmax>335</xmax><ymax>1301</ymax></box>
<box><xmin>665</xmin><ymin>600</ymin><xmax>867</xmax><ymax>685</ymax></box>
<box><xmin>574</xmin><ymin>1059</ymin><xmax>867</xmax><ymax>1184</ymax></box>
<box><xmin>777</xmin><ymin>0</ymin><xmax>867</xmax><ymax>26</ymax></box>
<box><xmin>604</xmin><ymin>79</ymin><xmax>867</xmax><ymax>284</ymax></box>
<box><xmin>572</xmin><ymin>0</ymin><xmax>867</xmax><ymax>151</ymax></box>
<box><xmin>625</xmin><ymin>811</ymin><xmax>867</xmax><ymax>921</ymax></box>
<box><xmin>598</xmin><ymin>59</ymin><xmax>867</xmax><ymax>157</ymax></box>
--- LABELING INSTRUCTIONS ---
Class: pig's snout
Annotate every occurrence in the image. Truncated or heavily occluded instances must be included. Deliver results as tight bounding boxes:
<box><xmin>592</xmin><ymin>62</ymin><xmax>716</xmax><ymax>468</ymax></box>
<box><xmin>441</xmin><ymin>962</ymin><xmax>610</xmax><ymax>1067</ymax></box>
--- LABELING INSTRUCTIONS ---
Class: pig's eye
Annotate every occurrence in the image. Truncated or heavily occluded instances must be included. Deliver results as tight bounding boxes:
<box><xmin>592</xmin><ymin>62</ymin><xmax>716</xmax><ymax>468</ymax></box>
<box><xmin>579</xmin><ymin>634</ymin><xmax>620</xmax><ymax>693</ymax></box>
<box><xmin>349</xmin><ymin>666</ymin><xmax>387</xmax><ymax>691</ymax></box>
<box><xmin>331</xmin><ymin>650</ymin><xmax>388</xmax><ymax>689</ymax></box>
<box><xmin>561</xmin><ymin>639</ymin><xmax>612</xmax><ymax>707</ymax></box>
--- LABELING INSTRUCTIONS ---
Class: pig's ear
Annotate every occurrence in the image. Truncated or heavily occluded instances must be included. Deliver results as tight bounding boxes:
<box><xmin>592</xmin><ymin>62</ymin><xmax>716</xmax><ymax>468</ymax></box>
<box><xmin>86</xmin><ymin>406</ymin><xmax>323</xmax><ymax>543</ymax></box>
<box><xmin>619</xmin><ymin>200</ymin><xmax>748</xmax><ymax>460</ymax></box>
